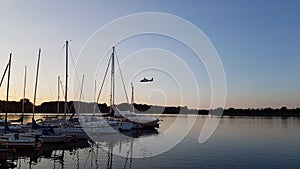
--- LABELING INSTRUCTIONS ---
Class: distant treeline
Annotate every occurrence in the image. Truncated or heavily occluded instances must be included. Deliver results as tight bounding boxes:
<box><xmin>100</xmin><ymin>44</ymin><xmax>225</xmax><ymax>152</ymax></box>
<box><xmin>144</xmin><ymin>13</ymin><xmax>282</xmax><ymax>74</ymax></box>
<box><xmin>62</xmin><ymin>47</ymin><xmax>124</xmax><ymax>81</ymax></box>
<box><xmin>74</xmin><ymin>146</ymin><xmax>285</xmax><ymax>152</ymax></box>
<box><xmin>1</xmin><ymin>99</ymin><xmax>300</xmax><ymax>117</ymax></box>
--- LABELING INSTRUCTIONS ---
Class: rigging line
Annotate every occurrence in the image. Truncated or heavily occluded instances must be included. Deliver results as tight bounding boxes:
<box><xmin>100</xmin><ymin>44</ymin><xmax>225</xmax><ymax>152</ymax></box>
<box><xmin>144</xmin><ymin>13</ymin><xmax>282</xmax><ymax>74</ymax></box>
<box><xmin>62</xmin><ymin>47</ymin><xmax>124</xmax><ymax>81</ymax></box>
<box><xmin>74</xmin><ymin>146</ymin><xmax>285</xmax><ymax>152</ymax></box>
<box><xmin>59</xmin><ymin>77</ymin><xmax>65</xmax><ymax>98</ymax></box>
<box><xmin>69</xmin><ymin>44</ymin><xmax>80</xmax><ymax>84</ymax></box>
<box><xmin>40</xmin><ymin>53</ymin><xmax>55</xmax><ymax>99</ymax></box>
<box><xmin>96</xmin><ymin>53</ymin><xmax>112</xmax><ymax>104</ymax></box>
<box><xmin>61</xmin><ymin>42</ymin><xmax>77</xmax><ymax>98</ymax></box>
<box><xmin>46</xmin><ymin>76</ymin><xmax>55</xmax><ymax>99</ymax></box>
<box><xmin>68</xmin><ymin>44</ymin><xmax>85</xmax><ymax>102</ymax></box>
<box><xmin>77</xmin><ymin>74</ymin><xmax>85</xmax><ymax>112</ymax></box>
<box><xmin>62</xmin><ymin>43</ymin><xmax>66</xmax><ymax>51</ymax></box>
<box><xmin>0</xmin><ymin>62</ymin><xmax>9</xmax><ymax>87</ymax></box>
<box><xmin>95</xmin><ymin>48</ymin><xmax>113</xmax><ymax>103</ymax></box>
<box><xmin>68</xmin><ymin>43</ymin><xmax>85</xmax><ymax>113</ymax></box>
<box><xmin>68</xmin><ymin>45</ymin><xmax>78</xmax><ymax>85</ymax></box>
<box><xmin>115</xmin><ymin>50</ymin><xmax>129</xmax><ymax>104</ymax></box>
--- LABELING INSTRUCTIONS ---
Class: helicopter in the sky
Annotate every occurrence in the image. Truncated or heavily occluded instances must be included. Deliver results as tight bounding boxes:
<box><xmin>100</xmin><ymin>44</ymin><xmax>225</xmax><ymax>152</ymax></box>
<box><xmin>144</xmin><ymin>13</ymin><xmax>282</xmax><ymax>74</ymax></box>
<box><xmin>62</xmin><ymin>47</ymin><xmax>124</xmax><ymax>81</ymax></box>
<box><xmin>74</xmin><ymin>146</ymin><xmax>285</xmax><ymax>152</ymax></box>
<box><xmin>140</xmin><ymin>77</ymin><xmax>153</xmax><ymax>83</ymax></box>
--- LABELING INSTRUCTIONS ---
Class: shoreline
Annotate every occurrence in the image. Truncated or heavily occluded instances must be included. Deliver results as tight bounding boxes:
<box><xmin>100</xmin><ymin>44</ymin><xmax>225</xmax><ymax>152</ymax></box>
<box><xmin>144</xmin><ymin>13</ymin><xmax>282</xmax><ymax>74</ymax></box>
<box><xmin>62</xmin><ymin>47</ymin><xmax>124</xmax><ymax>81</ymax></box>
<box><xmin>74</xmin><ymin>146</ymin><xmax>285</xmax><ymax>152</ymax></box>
<box><xmin>1</xmin><ymin>100</ymin><xmax>300</xmax><ymax>117</ymax></box>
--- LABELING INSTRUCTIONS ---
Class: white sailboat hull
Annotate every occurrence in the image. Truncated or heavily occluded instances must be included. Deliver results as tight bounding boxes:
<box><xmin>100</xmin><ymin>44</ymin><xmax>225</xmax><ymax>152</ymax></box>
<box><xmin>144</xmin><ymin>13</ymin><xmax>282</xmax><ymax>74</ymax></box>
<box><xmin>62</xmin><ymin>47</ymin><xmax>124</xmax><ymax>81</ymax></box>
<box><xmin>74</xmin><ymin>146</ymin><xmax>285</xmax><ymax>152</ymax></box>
<box><xmin>53</xmin><ymin>128</ymin><xmax>88</xmax><ymax>140</ymax></box>
<box><xmin>0</xmin><ymin>134</ymin><xmax>36</xmax><ymax>148</ymax></box>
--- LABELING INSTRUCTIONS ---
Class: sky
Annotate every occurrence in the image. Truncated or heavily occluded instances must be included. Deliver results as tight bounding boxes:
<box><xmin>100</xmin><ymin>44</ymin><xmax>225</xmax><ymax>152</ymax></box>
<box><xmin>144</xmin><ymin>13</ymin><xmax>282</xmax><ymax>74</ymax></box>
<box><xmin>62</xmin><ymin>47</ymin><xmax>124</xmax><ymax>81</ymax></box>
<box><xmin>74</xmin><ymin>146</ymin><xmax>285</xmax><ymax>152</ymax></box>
<box><xmin>0</xmin><ymin>0</ymin><xmax>299</xmax><ymax>109</ymax></box>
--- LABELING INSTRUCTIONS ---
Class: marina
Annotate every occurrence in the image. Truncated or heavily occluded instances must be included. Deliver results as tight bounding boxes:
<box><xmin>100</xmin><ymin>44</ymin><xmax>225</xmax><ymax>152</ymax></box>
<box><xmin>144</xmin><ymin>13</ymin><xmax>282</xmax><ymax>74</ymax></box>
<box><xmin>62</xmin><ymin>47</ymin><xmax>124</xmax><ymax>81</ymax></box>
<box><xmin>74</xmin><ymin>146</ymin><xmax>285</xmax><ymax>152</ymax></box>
<box><xmin>0</xmin><ymin>43</ymin><xmax>160</xmax><ymax>168</ymax></box>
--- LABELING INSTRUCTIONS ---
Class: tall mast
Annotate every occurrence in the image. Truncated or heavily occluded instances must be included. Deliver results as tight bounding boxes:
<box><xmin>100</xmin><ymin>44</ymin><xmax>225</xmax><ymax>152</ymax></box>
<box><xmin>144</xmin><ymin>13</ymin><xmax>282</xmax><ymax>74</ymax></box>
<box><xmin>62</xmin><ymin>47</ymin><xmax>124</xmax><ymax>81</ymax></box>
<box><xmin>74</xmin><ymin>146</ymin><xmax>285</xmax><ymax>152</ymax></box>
<box><xmin>79</xmin><ymin>74</ymin><xmax>85</xmax><ymax>101</ymax></box>
<box><xmin>4</xmin><ymin>53</ymin><xmax>12</xmax><ymax>134</ymax></box>
<box><xmin>93</xmin><ymin>80</ymin><xmax>96</xmax><ymax>115</ymax></box>
<box><xmin>22</xmin><ymin>65</ymin><xmax>27</xmax><ymax>124</ymax></box>
<box><xmin>33</xmin><ymin>49</ymin><xmax>41</xmax><ymax>119</ymax></box>
<box><xmin>57</xmin><ymin>76</ymin><xmax>60</xmax><ymax>114</ymax></box>
<box><xmin>64</xmin><ymin>40</ymin><xmax>68</xmax><ymax>117</ymax></box>
<box><xmin>131</xmin><ymin>82</ymin><xmax>134</xmax><ymax>112</ymax></box>
<box><xmin>110</xmin><ymin>47</ymin><xmax>115</xmax><ymax>114</ymax></box>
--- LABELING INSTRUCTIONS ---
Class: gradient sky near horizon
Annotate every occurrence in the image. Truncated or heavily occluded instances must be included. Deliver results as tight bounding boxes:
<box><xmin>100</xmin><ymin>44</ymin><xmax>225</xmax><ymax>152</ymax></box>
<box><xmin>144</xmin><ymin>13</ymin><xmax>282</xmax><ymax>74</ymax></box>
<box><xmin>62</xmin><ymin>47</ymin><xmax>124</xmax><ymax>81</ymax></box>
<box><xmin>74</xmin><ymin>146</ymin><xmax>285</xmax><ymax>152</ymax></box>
<box><xmin>0</xmin><ymin>0</ymin><xmax>299</xmax><ymax>109</ymax></box>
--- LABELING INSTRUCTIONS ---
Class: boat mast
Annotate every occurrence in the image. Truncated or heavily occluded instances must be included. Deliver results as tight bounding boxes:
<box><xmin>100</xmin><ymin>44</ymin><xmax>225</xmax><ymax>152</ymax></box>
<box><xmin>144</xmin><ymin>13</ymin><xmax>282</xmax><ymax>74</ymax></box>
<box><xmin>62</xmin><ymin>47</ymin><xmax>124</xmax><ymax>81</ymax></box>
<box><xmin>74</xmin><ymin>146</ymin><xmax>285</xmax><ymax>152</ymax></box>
<box><xmin>64</xmin><ymin>40</ymin><xmax>69</xmax><ymax>117</ymax></box>
<box><xmin>21</xmin><ymin>65</ymin><xmax>27</xmax><ymax>124</ymax></box>
<box><xmin>93</xmin><ymin>79</ymin><xmax>96</xmax><ymax>115</ymax></box>
<box><xmin>110</xmin><ymin>47</ymin><xmax>115</xmax><ymax>115</ymax></box>
<box><xmin>33</xmin><ymin>49</ymin><xmax>41</xmax><ymax>119</ymax></box>
<box><xmin>57</xmin><ymin>76</ymin><xmax>60</xmax><ymax>115</ymax></box>
<box><xmin>4</xmin><ymin>53</ymin><xmax>12</xmax><ymax>134</ymax></box>
<box><xmin>131</xmin><ymin>82</ymin><xmax>134</xmax><ymax>112</ymax></box>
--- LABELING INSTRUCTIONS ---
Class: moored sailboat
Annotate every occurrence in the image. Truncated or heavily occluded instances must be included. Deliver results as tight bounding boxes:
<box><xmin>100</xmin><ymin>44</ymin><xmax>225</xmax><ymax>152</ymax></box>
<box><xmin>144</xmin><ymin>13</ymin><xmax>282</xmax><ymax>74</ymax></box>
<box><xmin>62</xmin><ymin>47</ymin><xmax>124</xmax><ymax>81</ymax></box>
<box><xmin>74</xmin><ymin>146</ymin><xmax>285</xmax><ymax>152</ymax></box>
<box><xmin>96</xmin><ymin>47</ymin><xmax>160</xmax><ymax>130</ymax></box>
<box><xmin>0</xmin><ymin>133</ymin><xmax>37</xmax><ymax>149</ymax></box>
<box><xmin>0</xmin><ymin>54</ymin><xmax>39</xmax><ymax>149</ymax></box>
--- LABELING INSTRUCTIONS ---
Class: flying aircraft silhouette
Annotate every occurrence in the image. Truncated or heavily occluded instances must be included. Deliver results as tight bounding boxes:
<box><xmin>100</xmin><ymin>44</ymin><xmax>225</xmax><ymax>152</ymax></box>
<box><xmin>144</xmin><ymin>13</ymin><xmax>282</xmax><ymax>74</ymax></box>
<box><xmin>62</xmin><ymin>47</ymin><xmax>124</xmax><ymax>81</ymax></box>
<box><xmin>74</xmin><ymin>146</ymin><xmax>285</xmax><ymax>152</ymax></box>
<box><xmin>140</xmin><ymin>77</ymin><xmax>153</xmax><ymax>83</ymax></box>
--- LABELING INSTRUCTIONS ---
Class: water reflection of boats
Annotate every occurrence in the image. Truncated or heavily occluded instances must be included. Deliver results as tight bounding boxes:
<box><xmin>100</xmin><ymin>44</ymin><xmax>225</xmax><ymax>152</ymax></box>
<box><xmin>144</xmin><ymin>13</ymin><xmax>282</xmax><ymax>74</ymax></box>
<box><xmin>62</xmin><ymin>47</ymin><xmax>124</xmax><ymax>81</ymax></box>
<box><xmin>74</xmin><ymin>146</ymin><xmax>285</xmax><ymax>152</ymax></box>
<box><xmin>0</xmin><ymin>143</ymin><xmax>41</xmax><ymax>168</ymax></box>
<box><xmin>89</xmin><ymin>129</ymin><xmax>158</xmax><ymax>169</ymax></box>
<box><xmin>40</xmin><ymin>140</ymin><xmax>90</xmax><ymax>158</ymax></box>
<box><xmin>0</xmin><ymin>148</ymin><xmax>17</xmax><ymax>168</ymax></box>
<box><xmin>0</xmin><ymin>129</ymin><xmax>158</xmax><ymax>168</ymax></box>
<box><xmin>90</xmin><ymin>130</ymin><xmax>157</xmax><ymax>145</ymax></box>
<box><xmin>0</xmin><ymin>140</ymin><xmax>91</xmax><ymax>168</ymax></box>
<box><xmin>40</xmin><ymin>134</ymin><xmax>73</xmax><ymax>143</ymax></box>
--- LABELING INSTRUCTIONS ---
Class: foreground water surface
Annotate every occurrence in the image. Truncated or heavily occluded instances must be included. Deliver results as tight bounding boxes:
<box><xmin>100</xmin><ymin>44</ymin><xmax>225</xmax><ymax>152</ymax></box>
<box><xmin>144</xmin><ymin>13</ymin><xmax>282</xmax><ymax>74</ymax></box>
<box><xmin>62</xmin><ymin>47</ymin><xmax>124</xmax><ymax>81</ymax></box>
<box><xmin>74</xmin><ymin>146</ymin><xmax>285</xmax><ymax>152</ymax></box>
<box><xmin>2</xmin><ymin>115</ymin><xmax>300</xmax><ymax>169</ymax></box>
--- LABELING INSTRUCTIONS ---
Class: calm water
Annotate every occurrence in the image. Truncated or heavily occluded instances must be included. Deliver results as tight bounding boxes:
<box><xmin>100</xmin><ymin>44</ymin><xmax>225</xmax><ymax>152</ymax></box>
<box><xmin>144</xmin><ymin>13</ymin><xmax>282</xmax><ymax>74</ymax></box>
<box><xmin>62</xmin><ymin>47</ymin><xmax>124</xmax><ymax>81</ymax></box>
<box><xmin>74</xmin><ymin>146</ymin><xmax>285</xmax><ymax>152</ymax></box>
<box><xmin>2</xmin><ymin>115</ymin><xmax>300</xmax><ymax>169</ymax></box>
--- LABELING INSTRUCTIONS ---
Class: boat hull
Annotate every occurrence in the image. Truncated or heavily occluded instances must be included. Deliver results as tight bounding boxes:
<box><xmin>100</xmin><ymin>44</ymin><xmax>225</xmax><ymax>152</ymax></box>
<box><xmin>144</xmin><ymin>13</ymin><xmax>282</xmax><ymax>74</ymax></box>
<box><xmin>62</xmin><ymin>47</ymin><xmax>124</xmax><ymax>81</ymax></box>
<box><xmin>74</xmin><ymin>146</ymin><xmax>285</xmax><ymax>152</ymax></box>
<box><xmin>40</xmin><ymin>135</ymin><xmax>72</xmax><ymax>143</ymax></box>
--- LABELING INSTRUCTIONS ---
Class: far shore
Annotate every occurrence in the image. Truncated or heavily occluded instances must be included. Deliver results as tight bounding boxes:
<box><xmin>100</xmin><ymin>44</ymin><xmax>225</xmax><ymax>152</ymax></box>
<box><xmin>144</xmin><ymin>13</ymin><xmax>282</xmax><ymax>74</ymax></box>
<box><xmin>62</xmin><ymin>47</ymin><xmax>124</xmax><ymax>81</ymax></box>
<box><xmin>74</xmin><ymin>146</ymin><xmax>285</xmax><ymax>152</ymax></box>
<box><xmin>1</xmin><ymin>100</ymin><xmax>300</xmax><ymax>117</ymax></box>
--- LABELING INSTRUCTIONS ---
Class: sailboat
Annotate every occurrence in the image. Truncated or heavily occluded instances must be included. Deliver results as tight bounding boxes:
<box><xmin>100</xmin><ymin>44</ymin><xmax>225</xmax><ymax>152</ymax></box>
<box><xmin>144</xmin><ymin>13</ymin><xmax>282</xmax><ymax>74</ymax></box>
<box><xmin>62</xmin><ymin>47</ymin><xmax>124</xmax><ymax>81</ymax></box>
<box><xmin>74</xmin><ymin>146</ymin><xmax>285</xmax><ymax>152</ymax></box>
<box><xmin>30</xmin><ymin>48</ymin><xmax>58</xmax><ymax>129</ymax></box>
<box><xmin>0</xmin><ymin>55</ymin><xmax>20</xmax><ymax>132</ymax></box>
<box><xmin>27</xmin><ymin>48</ymin><xmax>79</xmax><ymax>144</ymax></box>
<box><xmin>52</xmin><ymin>41</ymin><xmax>89</xmax><ymax>140</ymax></box>
<box><xmin>0</xmin><ymin>54</ymin><xmax>37</xmax><ymax>148</ymax></box>
<box><xmin>75</xmin><ymin>47</ymin><xmax>132</xmax><ymax>134</ymax></box>
<box><xmin>96</xmin><ymin>47</ymin><xmax>159</xmax><ymax>130</ymax></box>
<box><xmin>70</xmin><ymin>75</ymin><xmax>118</xmax><ymax>134</ymax></box>
<box><xmin>10</xmin><ymin>66</ymin><xmax>27</xmax><ymax>124</ymax></box>
<box><xmin>0</xmin><ymin>133</ymin><xmax>36</xmax><ymax>148</ymax></box>
<box><xmin>114</xmin><ymin>82</ymin><xmax>159</xmax><ymax>129</ymax></box>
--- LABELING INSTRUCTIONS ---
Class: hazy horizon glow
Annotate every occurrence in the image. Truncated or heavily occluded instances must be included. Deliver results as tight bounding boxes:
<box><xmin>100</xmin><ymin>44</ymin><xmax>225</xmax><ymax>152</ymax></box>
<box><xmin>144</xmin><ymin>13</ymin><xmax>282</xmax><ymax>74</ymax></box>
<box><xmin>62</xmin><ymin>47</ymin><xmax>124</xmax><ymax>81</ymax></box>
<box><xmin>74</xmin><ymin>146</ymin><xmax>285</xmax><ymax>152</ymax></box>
<box><xmin>0</xmin><ymin>0</ymin><xmax>299</xmax><ymax>109</ymax></box>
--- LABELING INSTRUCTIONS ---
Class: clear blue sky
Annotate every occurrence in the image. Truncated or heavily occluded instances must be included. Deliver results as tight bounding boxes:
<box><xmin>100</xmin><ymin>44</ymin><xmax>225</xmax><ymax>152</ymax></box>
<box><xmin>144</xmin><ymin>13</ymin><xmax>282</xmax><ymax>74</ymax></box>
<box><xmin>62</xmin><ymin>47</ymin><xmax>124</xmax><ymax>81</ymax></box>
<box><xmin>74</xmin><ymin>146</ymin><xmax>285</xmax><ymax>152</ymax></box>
<box><xmin>0</xmin><ymin>0</ymin><xmax>299</xmax><ymax>109</ymax></box>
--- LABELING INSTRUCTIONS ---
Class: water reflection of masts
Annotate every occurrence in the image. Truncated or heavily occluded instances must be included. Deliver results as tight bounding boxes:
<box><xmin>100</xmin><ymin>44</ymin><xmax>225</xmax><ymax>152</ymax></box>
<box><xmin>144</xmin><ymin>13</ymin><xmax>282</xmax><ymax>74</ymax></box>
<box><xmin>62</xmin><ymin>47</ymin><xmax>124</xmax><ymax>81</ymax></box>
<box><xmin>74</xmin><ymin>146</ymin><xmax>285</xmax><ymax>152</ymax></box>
<box><xmin>52</xmin><ymin>149</ymin><xmax>64</xmax><ymax>169</ymax></box>
<box><xmin>107</xmin><ymin>142</ymin><xmax>113</xmax><ymax>169</ymax></box>
<box><xmin>107</xmin><ymin>134</ymin><xmax>134</xmax><ymax>169</ymax></box>
<box><xmin>95</xmin><ymin>144</ymin><xmax>99</xmax><ymax>169</ymax></box>
<box><xmin>83</xmin><ymin>144</ymin><xmax>98</xmax><ymax>169</ymax></box>
<box><xmin>122</xmin><ymin>136</ymin><xmax>134</xmax><ymax>169</ymax></box>
<box><xmin>76</xmin><ymin>149</ymin><xmax>79</xmax><ymax>169</ymax></box>
<box><xmin>41</xmin><ymin>142</ymin><xmax>91</xmax><ymax>169</ymax></box>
